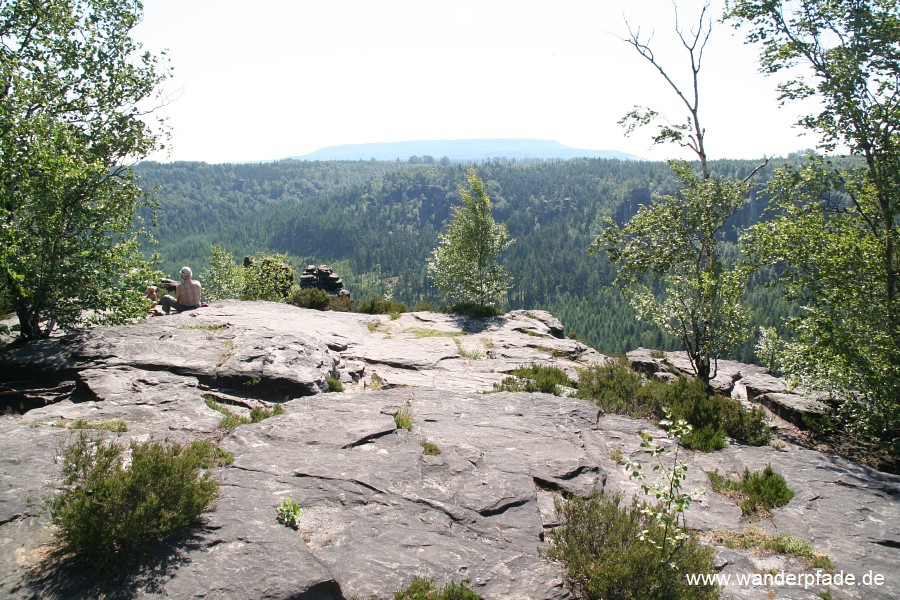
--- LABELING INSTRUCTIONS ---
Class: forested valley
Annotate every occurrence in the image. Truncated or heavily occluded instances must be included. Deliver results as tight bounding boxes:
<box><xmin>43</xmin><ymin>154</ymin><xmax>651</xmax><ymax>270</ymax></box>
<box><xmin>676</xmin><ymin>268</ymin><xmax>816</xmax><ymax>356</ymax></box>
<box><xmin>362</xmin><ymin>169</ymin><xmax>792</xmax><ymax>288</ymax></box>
<box><xmin>136</xmin><ymin>156</ymin><xmax>810</xmax><ymax>361</ymax></box>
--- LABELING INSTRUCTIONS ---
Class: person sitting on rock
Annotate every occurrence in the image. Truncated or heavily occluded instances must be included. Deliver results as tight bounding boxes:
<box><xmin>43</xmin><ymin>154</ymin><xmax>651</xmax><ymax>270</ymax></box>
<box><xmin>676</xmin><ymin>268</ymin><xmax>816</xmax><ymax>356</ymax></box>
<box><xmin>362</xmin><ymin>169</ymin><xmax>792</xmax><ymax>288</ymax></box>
<box><xmin>160</xmin><ymin>266</ymin><xmax>202</xmax><ymax>315</ymax></box>
<box><xmin>144</xmin><ymin>285</ymin><xmax>158</xmax><ymax>302</ymax></box>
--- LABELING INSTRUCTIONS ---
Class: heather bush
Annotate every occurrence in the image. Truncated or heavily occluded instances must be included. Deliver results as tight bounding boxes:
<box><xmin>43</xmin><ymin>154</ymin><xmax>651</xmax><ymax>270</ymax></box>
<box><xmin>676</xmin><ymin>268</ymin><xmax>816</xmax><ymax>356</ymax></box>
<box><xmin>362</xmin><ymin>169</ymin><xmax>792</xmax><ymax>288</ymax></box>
<box><xmin>287</xmin><ymin>286</ymin><xmax>330</xmax><ymax>310</ymax></box>
<box><xmin>576</xmin><ymin>365</ymin><xmax>770</xmax><ymax>451</ymax></box>
<box><xmin>546</xmin><ymin>493</ymin><xmax>719</xmax><ymax>600</ymax></box>
<box><xmin>356</xmin><ymin>295</ymin><xmax>408</xmax><ymax>315</ymax></box>
<box><xmin>708</xmin><ymin>464</ymin><xmax>794</xmax><ymax>516</ymax></box>
<box><xmin>49</xmin><ymin>433</ymin><xmax>220</xmax><ymax>579</ymax></box>
<box><xmin>393</xmin><ymin>577</ymin><xmax>481</xmax><ymax>600</ymax></box>
<box><xmin>576</xmin><ymin>359</ymin><xmax>645</xmax><ymax>415</ymax></box>
<box><xmin>492</xmin><ymin>364</ymin><xmax>573</xmax><ymax>395</ymax></box>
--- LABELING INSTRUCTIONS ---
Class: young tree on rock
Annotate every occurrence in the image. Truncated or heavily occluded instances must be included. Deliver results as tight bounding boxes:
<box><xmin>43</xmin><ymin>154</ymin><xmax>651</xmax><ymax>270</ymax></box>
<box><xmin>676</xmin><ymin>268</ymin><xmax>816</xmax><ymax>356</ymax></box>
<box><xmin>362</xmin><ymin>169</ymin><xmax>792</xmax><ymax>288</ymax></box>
<box><xmin>594</xmin><ymin>3</ymin><xmax>759</xmax><ymax>387</ymax></box>
<box><xmin>428</xmin><ymin>168</ymin><xmax>514</xmax><ymax>311</ymax></box>
<box><xmin>0</xmin><ymin>0</ymin><xmax>169</xmax><ymax>339</ymax></box>
<box><xmin>726</xmin><ymin>0</ymin><xmax>900</xmax><ymax>448</ymax></box>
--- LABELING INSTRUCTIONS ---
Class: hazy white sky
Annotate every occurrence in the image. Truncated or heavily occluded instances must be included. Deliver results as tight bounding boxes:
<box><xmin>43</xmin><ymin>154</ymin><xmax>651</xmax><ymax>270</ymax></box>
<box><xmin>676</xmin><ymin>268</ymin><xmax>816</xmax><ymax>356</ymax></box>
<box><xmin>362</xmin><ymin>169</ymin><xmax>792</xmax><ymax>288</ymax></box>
<box><xmin>134</xmin><ymin>0</ymin><xmax>816</xmax><ymax>164</ymax></box>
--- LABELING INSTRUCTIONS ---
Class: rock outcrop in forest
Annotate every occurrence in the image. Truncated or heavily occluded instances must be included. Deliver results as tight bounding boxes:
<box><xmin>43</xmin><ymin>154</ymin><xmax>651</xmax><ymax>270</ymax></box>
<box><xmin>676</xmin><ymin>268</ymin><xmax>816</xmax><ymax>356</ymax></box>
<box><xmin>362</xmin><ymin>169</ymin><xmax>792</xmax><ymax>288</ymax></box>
<box><xmin>0</xmin><ymin>302</ymin><xmax>896</xmax><ymax>599</ymax></box>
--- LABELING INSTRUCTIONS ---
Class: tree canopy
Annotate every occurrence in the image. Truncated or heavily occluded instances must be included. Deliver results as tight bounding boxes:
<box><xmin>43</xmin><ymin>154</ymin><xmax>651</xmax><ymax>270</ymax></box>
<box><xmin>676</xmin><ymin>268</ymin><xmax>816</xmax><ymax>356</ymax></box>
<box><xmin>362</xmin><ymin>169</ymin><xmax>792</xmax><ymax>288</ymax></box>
<box><xmin>598</xmin><ymin>3</ymin><xmax>755</xmax><ymax>385</ymax></box>
<box><xmin>727</xmin><ymin>0</ymin><xmax>900</xmax><ymax>448</ymax></box>
<box><xmin>427</xmin><ymin>168</ymin><xmax>514</xmax><ymax>309</ymax></box>
<box><xmin>0</xmin><ymin>0</ymin><xmax>167</xmax><ymax>338</ymax></box>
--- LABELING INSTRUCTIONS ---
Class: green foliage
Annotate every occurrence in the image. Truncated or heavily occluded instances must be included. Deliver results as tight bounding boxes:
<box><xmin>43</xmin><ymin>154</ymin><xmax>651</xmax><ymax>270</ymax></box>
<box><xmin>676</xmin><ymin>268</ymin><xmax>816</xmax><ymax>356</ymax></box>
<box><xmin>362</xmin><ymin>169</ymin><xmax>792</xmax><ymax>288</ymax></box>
<box><xmin>446</xmin><ymin>302</ymin><xmax>503</xmax><ymax>318</ymax></box>
<box><xmin>545</xmin><ymin>493</ymin><xmax>719</xmax><ymax>600</ymax></box>
<box><xmin>203</xmin><ymin>245</ymin><xmax>245</xmax><ymax>301</ymax></box>
<box><xmin>241</xmin><ymin>254</ymin><xmax>295</xmax><ymax>302</ymax></box>
<box><xmin>708</xmin><ymin>464</ymin><xmax>795</xmax><ymax>516</ymax></box>
<box><xmin>576</xmin><ymin>359</ymin><xmax>645</xmax><ymax>415</ymax></box>
<box><xmin>287</xmin><ymin>286</ymin><xmax>331</xmax><ymax>310</ymax></box>
<box><xmin>428</xmin><ymin>168</ymin><xmax>514</xmax><ymax>309</ymax></box>
<box><xmin>722</xmin><ymin>403</ymin><xmax>772</xmax><ymax>447</ymax></box>
<box><xmin>727</xmin><ymin>0</ymin><xmax>900</xmax><ymax>452</ymax></box>
<box><xmin>356</xmin><ymin>295</ymin><xmax>408</xmax><ymax>315</ymax></box>
<box><xmin>203</xmin><ymin>246</ymin><xmax>295</xmax><ymax>303</ymax></box>
<box><xmin>577</xmin><ymin>368</ymin><xmax>770</xmax><ymax>449</ymax></box>
<box><xmin>49</xmin><ymin>432</ymin><xmax>219</xmax><ymax>579</ymax></box>
<box><xmin>742</xmin><ymin>158</ymin><xmax>900</xmax><ymax>450</ymax></box>
<box><xmin>58</xmin><ymin>419</ymin><xmax>128</xmax><ymax>433</ymax></box>
<box><xmin>204</xmin><ymin>395</ymin><xmax>283</xmax><ymax>428</ymax></box>
<box><xmin>620</xmin><ymin>410</ymin><xmax>705</xmax><ymax>554</ymax></box>
<box><xmin>420</xmin><ymin>440</ymin><xmax>442</xmax><ymax>456</ymax></box>
<box><xmin>249</xmin><ymin>403</ymin><xmax>284</xmax><ymax>422</ymax></box>
<box><xmin>708</xmin><ymin>526</ymin><xmax>832</xmax><ymax>570</ymax></box>
<box><xmin>326</xmin><ymin>376</ymin><xmax>344</xmax><ymax>392</ymax></box>
<box><xmin>754</xmin><ymin>326</ymin><xmax>784</xmax><ymax>374</ymax></box>
<box><xmin>393</xmin><ymin>577</ymin><xmax>481</xmax><ymax>600</ymax></box>
<box><xmin>276</xmin><ymin>498</ymin><xmax>301</xmax><ymax>530</ymax></box>
<box><xmin>492</xmin><ymin>364</ymin><xmax>573</xmax><ymax>395</ymax></box>
<box><xmin>594</xmin><ymin>161</ymin><xmax>753</xmax><ymax>385</ymax></box>
<box><xmin>394</xmin><ymin>409</ymin><xmax>413</xmax><ymax>431</ymax></box>
<box><xmin>0</xmin><ymin>0</ymin><xmax>168</xmax><ymax>339</ymax></box>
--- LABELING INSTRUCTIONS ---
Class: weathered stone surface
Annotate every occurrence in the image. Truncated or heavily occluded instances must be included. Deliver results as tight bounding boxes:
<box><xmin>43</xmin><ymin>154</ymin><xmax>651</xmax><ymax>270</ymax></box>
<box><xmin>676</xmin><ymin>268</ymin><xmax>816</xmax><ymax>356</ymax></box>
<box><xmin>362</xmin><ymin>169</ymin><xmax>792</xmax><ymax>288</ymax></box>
<box><xmin>0</xmin><ymin>303</ymin><xmax>897</xmax><ymax>599</ymax></box>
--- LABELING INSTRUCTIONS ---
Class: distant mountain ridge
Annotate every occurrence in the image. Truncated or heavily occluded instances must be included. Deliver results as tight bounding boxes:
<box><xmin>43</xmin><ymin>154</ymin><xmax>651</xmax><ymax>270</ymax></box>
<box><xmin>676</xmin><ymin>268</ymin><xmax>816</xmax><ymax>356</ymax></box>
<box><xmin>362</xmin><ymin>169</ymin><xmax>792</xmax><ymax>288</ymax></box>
<box><xmin>291</xmin><ymin>139</ymin><xmax>637</xmax><ymax>162</ymax></box>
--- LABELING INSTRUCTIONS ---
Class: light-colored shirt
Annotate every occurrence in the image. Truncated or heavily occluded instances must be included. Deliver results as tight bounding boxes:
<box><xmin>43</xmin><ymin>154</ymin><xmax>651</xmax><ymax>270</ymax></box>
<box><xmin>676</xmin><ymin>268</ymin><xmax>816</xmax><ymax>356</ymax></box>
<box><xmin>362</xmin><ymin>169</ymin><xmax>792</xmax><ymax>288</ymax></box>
<box><xmin>177</xmin><ymin>279</ymin><xmax>202</xmax><ymax>306</ymax></box>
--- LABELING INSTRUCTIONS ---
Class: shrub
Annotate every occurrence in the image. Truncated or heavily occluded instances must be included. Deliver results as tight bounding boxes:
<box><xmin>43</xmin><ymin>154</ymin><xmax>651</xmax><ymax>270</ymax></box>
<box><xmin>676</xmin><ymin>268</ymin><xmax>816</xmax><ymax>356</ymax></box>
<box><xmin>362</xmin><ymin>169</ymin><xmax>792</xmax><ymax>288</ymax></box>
<box><xmin>241</xmin><ymin>254</ymin><xmax>295</xmax><ymax>302</ymax></box>
<box><xmin>328</xmin><ymin>294</ymin><xmax>352</xmax><ymax>312</ymax></box>
<box><xmin>287</xmin><ymin>286</ymin><xmax>330</xmax><ymax>310</ymax></box>
<box><xmin>356</xmin><ymin>295</ymin><xmax>408</xmax><ymax>315</ymax></box>
<box><xmin>326</xmin><ymin>376</ymin><xmax>344</xmax><ymax>392</ymax></box>
<box><xmin>708</xmin><ymin>464</ymin><xmax>795</xmax><ymax>516</ymax></box>
<box><xmin>49</xmin><ymin>432</ymin><xmax>219</xmax><ymax>579</ymax></box>
<box><xmin>577</xmin><ymin>367</ymin><xmax>770</xmax><ymax>450</ymax></box>
<box><xmin>492</xmin><ymin>364</ymin><xmax>573</xmax><ymax>395</ymax></box>
<box><xmin>445</xmin><ymin>302</ymin><xmax>502</xmax><ymax>318</ymax></box>
<box><xmin>722</xmin><ymin>402</ymin><xmax>772</xmax><ymax>446</ymax></box>
<box><xmin>204</xmin><ymin>247</ymin><xmax>295</xmax><ymax>303</ymax></box>
<box><xmin>393</xmin><ymin>577</ymin><xmax>481</xmax><ymax>600</ymax></box>
<box><xmin>576</xmin><ymin>359</ymin><xmax>644</xmax><ymax>415</ymax></box>
<box><xmin>411</xmin><ymin>301</ymin><xmax>439</xmax><ymax>312</ymax></box>
<box><xmin>545</xmin><ymin>493</ymin><xmax>719</xmax><ymax>600</ymax></box>
<box><xmin>676</xmin><ymin>393</ymin><xmax>728</xmax><ymax>452</ymax></box>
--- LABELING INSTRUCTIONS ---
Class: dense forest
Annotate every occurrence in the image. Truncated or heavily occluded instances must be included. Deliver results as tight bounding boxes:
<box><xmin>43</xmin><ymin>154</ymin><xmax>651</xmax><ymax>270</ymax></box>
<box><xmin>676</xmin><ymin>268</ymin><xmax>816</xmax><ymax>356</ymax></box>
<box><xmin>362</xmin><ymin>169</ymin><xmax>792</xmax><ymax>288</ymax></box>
<box><xmin>135</xmin><ymin>156</ymin><xmax>807</xmax><ymax>360</ymax></box>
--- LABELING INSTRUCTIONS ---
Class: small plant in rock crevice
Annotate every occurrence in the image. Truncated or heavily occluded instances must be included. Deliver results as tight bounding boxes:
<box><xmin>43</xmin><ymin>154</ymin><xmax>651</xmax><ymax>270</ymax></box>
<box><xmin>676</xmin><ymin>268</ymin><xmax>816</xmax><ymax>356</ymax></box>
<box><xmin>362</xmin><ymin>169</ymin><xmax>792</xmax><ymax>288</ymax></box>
<box><xmin>276</xmin><ymin>498</ymin><xmax>301</xmax><ymax>529</ymax></box>
<box><xmin>703</xmin><ymin>526</ymin><xmax>832</xmax><ymax>570</ymax></box>
<box><xmin>392</xmin><ymin>577</ymin><xmax>481</xmax><ymax>599</ymax></box>
<box><xmin>204</xmin><ymin>395</ymin><xmax>283</xmax><ymax>428</ymax></box>
<box><xmin>394</xmin><ymin>409</ymin><xmax>413</xmax><ymax>431</ymax></box>
<box><xmin>55</xmin><ymin>419</ymin><xmax>128</xmax><ymax>432</ymax></box>
<box><xmin>420</xmin><ymin>440</ymin><xmax>442</xmax><ymax>456</ymax></box>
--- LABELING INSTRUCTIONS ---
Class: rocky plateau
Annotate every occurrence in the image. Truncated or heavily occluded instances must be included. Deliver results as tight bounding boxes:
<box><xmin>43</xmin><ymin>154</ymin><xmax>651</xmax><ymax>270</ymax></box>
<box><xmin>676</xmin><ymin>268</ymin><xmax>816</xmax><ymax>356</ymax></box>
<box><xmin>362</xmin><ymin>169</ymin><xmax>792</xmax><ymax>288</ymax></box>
<box><xmin>0</xmin><ymin>301</ymin><xmax>896</xmax><ymax>599</ymax></box>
